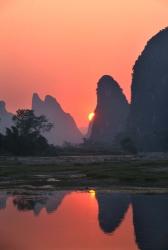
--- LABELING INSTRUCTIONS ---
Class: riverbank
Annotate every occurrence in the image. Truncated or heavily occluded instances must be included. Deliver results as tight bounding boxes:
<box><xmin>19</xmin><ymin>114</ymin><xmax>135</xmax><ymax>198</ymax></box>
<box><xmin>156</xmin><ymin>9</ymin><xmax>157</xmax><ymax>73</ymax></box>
<box><xmin>0</xmin><ymin>154</ymin><xmax>168</xmax><ymax>192</ymax></box>
<box><xmin>1</xmin><ymin>153</ymin><xmax>168</xmax><ymax>165</ymax></box>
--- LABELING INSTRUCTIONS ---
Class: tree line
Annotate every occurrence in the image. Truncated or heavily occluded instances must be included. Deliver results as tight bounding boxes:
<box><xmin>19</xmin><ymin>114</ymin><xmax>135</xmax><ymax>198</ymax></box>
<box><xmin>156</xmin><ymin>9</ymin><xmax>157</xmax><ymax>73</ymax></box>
<box><xmin>0</xmin><ymin>109</ymin><xmax>55</xmax><ymax>156</ymax></box>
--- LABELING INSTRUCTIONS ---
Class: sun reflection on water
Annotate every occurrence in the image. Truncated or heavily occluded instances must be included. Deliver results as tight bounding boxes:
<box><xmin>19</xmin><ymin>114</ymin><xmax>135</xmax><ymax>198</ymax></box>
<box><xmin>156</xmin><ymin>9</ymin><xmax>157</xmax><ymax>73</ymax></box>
<box><xmin>89</xmin><ymin>189</ymin><xmax>96</xmax><ymax>198</ymax></box>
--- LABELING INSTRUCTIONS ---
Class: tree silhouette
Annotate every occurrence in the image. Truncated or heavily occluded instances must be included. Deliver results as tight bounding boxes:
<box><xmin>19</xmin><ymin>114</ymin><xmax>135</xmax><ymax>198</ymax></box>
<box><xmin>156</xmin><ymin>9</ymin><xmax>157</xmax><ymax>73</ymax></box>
<box><xmin>3</xmin><ymin>109</ymin><xmax>53</xmax><ymax>156</ymax></box>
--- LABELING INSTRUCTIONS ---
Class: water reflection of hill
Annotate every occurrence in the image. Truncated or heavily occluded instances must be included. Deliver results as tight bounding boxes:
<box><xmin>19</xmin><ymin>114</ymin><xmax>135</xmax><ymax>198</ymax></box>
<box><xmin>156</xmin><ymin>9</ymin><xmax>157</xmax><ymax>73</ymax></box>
<box><xmin>0</xmin><ymin>192</ymin><xmax>8</xmax><ymax>209</ymax></box>
<box><xmin>0</xmin><ymin>190</ymin><xmax>168</xmax><ymax>249</ymax></box>
<box><xmin>96</xmin><ymin>192</ymin><xmax>130</xmax><ymax>233</ymax></box>
<box><xmin>132</xmin><ymin>195</ymin><xmax>168</xmax><ymax>250</ymax></box>
<box><xmin>96</xmin><ymin>192</ymin><xmax>168</xmax><ymax>250</ymax></box>
<box><xmin>0</xmin><ymin>191</ymin><xmax>69</xmax><ymax>215</ymax></box>
<box><xmin>14</xmin><ymin>191</ymin><xmax>69</xmax><ymax>215</ymax></box>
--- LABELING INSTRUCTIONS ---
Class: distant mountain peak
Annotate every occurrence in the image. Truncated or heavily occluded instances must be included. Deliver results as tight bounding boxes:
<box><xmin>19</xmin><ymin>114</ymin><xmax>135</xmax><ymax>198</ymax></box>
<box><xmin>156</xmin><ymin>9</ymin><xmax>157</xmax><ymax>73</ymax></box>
<box><xmin>44</xmin><ymin>95</ymin><xmax>63</xmax><ymax>112</ymax></box>
<box><xmin>0</xmin><ymin>100</ymin><xmax>13</xmax><ymax>134</ymax></box>
<box><xmin>45</xmin><ymin>95</ymin><xmax>57</xmax><ymax>103</ymax></box>
<box><xmin>0</xmin><ymin>101</ymin><xmax>7</xmax><ymax>113</ymax></box>
<box><xmin>32</xmin><ymin>93</ymin><xmax>44</xmax><ymax>108</ymax></box>
<box><xmin>32</xmin><ymin>93</ymin><xmax>82</xmax><ymax>145</ymax></box>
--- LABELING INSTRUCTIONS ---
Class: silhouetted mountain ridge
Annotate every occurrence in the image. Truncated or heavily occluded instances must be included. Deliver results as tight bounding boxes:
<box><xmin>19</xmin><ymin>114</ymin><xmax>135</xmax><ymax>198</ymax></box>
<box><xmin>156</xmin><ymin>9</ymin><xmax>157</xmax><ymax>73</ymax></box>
<box><xmin>32</xmin><ymin>93</ymin><xmax>82</xmax><ymax>146</ymax></box>
<box><xmin>130</xmin><ymin>27</ymin><xmax>168</xmax><ymax>152</ymax></box>
<box><xmin>89</xmin><ymin>75</ymin><xmax>129</xmax><ymax>145</ymax></box>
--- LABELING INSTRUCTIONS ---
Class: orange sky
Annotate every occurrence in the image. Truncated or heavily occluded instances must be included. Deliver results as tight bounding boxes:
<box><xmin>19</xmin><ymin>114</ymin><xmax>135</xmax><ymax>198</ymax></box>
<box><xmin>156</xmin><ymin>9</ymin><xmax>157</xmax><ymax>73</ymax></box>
<box><xmin>0</xmin><ymin>0</ymin><xmax>167</xmax><ymax>127</ymax></box>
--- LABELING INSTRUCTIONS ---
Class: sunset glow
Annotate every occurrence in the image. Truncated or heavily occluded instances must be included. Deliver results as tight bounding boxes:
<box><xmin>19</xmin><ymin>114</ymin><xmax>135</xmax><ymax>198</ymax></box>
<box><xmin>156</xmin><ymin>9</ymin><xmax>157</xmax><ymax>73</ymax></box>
<box><xmin>0</xmin><ymin>0</ymin><xmax>167</xmax><ymax>127</ymax></box>
<box><xmin>88</xmin><ymin>112</ymin><xmax>95</xmax><ymax>121</ymax></box>
<box><xmin>0</xmin><ymin>1</ymin><xmax>167</xmax><ymax>246</ymax></box>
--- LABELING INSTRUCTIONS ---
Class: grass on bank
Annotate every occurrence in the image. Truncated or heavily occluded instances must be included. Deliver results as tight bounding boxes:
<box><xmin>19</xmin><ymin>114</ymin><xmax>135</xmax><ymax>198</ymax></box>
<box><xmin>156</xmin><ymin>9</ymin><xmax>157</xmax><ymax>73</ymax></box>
<box><xmin>0</xmin><ymin>159</ymin><xmax>168</xmax><ymax>190</ymax></box>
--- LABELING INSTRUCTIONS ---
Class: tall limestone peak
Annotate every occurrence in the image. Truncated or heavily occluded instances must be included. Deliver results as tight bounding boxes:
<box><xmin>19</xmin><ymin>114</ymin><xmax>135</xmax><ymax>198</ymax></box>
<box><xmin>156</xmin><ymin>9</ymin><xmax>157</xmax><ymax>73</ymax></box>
<box><xmin>0</xmin><ymin>101</ymin><xmax>13</xmax><ymax>134</ymax></box>
<box><xmin>89</xmin><ymin>75</ymin><xmax>129</xmax><ymax>145</ymax></box>
<box><xmin>130</xmin><ymin>27</ymin><xmax>168</xmax><ymax>152</ymax></box>
<box><xmin>32</xmin><ymin>93</ymin><xmax>82</xmax><ymax>146</ymax></box>
<box><xmin>98</xmin><ymin>75</ymin><xmax>122</xmax><ymax>91</ymax></box>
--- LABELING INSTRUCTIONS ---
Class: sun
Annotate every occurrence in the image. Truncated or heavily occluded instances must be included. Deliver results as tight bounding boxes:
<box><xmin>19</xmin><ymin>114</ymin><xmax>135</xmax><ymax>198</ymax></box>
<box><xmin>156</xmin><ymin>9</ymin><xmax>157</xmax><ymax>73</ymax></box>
<box><xmin>88</xmin><ymin>189</ymin><xmax>96</xmax><ymax>198</ymax></box>
<box><xmin>88</xmin><ymin>112</ymin><xmax>95</xmax><ymax>121</ymax></box>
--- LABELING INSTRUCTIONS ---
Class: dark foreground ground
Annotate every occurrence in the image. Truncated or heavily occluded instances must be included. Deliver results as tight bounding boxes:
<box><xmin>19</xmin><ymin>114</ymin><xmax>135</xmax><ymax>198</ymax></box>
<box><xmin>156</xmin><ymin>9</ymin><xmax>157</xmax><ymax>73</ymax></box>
<box><xmin>1</xmin><ymin>154</ymin><xmax>168</xmax><ymax>193</ymax></box>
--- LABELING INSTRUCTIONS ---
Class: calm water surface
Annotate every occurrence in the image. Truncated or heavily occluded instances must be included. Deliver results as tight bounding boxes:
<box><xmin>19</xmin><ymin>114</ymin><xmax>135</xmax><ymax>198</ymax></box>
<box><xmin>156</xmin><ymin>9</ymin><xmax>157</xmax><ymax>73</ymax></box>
<box><xmin>0</xmin><ymin>190</ymin><xmax>168</xmax><ymax>250</ymax></box>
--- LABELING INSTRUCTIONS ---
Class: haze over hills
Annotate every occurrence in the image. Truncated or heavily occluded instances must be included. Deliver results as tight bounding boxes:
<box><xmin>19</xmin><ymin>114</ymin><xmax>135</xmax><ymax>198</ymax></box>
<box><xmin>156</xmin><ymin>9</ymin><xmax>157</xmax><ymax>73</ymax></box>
<box><xmin>89</xmin><ymin>75</ymin><xmax>129</xmax><ymax>145</ymax></box>
<box><xmin>130</xmin><ymin>27</ymin><xmax>168</xmax><ymax>152</ymax></box>
<box><xmin>0</xmin><ymin>94</ymin><xmax>83</xmax><ymax>147</ymax></box>
<box><xmin>32</xmin><ymin>93</ymin><xmax>83</xmax><ymax>146</ymax></box>
<box><xmin>0</xmin><ymin>101</ymin><xmax>13</xmax><ymax>134</ymax></box>
<box><xmin>1</xmin><ymin>27</ymin><xmax>168</xmax><ymax>152</ymax></box>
